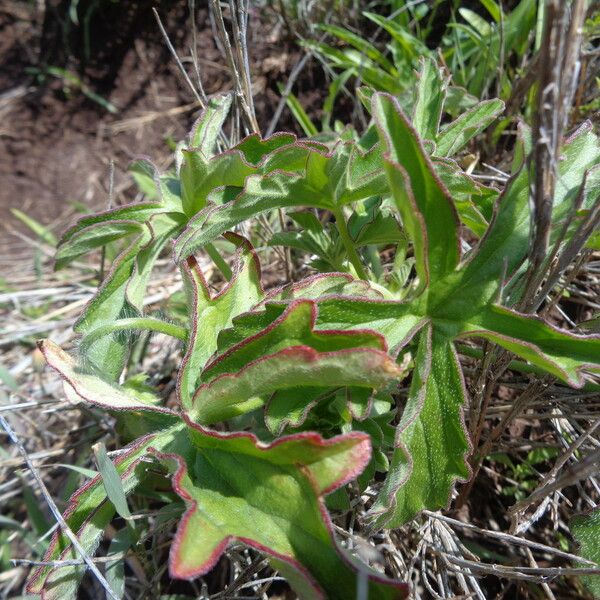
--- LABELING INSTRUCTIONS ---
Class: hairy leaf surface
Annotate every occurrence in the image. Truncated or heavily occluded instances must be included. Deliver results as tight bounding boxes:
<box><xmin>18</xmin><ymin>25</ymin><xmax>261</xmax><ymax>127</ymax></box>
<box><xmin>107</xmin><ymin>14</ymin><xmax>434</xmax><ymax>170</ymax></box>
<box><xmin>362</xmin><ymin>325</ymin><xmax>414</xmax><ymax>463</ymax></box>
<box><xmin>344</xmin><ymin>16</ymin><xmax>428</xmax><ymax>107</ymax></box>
<box><xmin>155</xmin><ymin>423</ymin><xmax>407</xmax><ymax>599</ymax></box>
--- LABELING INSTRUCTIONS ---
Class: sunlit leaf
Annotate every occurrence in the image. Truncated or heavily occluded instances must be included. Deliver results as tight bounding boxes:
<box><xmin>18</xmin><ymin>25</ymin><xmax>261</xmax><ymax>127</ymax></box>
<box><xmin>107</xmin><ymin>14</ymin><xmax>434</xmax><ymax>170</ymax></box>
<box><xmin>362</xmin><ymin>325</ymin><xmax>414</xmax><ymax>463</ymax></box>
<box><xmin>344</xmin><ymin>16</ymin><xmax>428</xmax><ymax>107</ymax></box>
<box><xmin>154</xmin><ymin>423</ymin><xmax>407</xmax><ymax>599</ymax></box>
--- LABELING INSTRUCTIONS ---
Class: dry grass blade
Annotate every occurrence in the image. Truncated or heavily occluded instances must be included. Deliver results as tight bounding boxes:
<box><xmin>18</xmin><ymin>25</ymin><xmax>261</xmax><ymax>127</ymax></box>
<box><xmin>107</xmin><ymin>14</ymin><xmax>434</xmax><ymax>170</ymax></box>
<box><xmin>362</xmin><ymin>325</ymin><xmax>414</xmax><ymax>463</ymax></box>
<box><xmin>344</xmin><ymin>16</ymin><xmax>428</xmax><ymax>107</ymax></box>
<box><xmin>438</xmin><ymin>553</ymin><xmax>600</xmax><ymax>583</ymax></box>
<box><xmin>0</xmin><ymin>415</ymin><xmax>120</xmax><ymax>600</ymax></box>
<box><xmin>152</xmin><ymin>7</ymin><xmax>206</xmax><ymax>110</ymax></box>
<box><xmin>523</xmin><ymin>0</ymin><xmax>588</xmax><ymax>308</ymax></box>
<box><xmin>423</xmin><ymin>511</ymin><xmax>597</xmax><ymax>566</ymax></box>
<box><xmin>209</xmin><ymin>0</ymin><xmax>259</xmax><ymax>135</ymax></box>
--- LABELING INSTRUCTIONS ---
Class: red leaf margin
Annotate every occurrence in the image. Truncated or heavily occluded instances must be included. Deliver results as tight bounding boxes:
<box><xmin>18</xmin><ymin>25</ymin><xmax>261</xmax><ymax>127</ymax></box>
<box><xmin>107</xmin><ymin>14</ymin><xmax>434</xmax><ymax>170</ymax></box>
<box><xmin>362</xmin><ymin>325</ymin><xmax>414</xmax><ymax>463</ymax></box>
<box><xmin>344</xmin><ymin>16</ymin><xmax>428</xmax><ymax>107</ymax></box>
<box><xmin>149</xmin><ymin>419</ymin><xmax>408</xmax><ymax>598</ymax></box>
<box><xmin>202</xmin><ymin>297</ymin><xmax>390</xmax><ymax>376</ymax></box>
<box><xmin>38</xmin><ymin>339</ymin><xmax>177</xmax><ymax>416</ymax></box>
<box><xmin>176</xmin><ymin>231</ymin><xmax>264</xmax><ymax>408</ymax></box>
<box><xmin>26</xmin><ymin>432</ymin><xmax>162</xmax><ymax>597</ymax></box>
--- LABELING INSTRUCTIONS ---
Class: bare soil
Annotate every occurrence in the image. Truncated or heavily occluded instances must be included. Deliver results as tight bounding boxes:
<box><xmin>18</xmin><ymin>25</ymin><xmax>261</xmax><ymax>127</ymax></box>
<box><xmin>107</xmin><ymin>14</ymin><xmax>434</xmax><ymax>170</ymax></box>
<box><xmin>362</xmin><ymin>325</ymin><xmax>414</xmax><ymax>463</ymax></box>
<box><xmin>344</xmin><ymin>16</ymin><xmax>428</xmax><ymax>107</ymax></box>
<box><xmin>0</xmin><ymin>1</ymin><xmax>323</xmax><ymax>271</ymax></box>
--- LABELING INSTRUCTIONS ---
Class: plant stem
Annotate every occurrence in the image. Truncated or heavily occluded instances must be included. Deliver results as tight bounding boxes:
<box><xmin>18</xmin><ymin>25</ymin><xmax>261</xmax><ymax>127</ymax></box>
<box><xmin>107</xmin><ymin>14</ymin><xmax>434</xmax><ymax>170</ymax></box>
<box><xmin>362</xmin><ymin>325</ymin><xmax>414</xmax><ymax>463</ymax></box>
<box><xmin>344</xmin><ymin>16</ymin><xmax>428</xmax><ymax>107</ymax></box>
<box><xmin>81</xmin><ymin>318</ymin><xmax>187</xmax><ymax>353</ymax></box>
<box><xmin>205</xmin><ymin>242</ymin><xmax>232</xmax><ymax>280</ymax></box>
<box><xmin>366</xmin><ymin>245</ymin><xmax>384</xmax><ymax>280</ymax></box>
<box><xmin>332</xmin><ymin>208</ymin><xmax>367</xmax><ymax>280</ymax></box>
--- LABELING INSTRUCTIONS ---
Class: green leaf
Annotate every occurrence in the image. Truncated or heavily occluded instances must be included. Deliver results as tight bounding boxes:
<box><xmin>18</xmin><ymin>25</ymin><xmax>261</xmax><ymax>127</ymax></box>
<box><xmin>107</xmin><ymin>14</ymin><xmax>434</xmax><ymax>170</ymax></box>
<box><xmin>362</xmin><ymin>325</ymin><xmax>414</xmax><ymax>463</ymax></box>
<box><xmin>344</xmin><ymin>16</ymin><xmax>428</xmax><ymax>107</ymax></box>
<box><xmin>459</xmin><ymin>8</ymin><xmax>493</xmax><ymax>36</ymax></box>
<box><xmin>372</xmin><ymin>92</ymin><xmax>460</xmax><ymax>288</ymax></box>
<box><xmin>270</xmin><ymin>227</ymin><xmax>346</xmax><ymax>272</ymax></box>
<box><xmin>479</xmin><ymin>0</ymin><xmax>501</xmax><ymax>23</ymax></box>
<box><xmin>294</xmin><ymin>101</ymin><xmax>600</xmax><ymax>527</ymax></box>
<box><xmin>93</xmin><ymin>442</ymin><xmax>132</xmax><ymax>520</ymax></box>
<box><xmin>56</xmin><ymin>210</ymin><xmax>157</xmax><ymax>269</ymax></box>
<box><xmin>317</xmin><ymin>24</ymin><xmax>397</xmax><ymax>73</ymax></box>
<box><xmin>369</xmin><ymin>325</ymin><xmax>471</xmax><ymax>527</ymax></box>
<box><xmin>348</xmin><ymin>200</ymin><xmax>404</xmax><ymax>247</ymax></box>
<box><xmin>62</xmin><ymin>210</ymin><xmax>184</xmax><ymax>379</ymax></box>
<box><xmin>26</xmin><ymin>426</ymin><xmax>184</xmax><ymax>600</ymax></box>
<box><xmin>270</xmin><ymin>271</ymin><xmax>386</xmax><ymax>303</ymax></box>
<box><xmin>234</xmin><ymin>132</ymin><xmax>298</xmax><ymax>164</ymax></box>
<box><xmin>364</xmin><ymin>12</ymin><xmax>431</xmax><ymax>63</ymax></box>
<box><xmin>289</xmin><ymin>210</ymin><xmax>324</xmax><ymax>233</ymax></box>
<box><xmin>461</xmin><ymin>305</ymin><xmax>600</xmax><ymax>387</ymax></box>
<box><xmin>39</xmin><ymin>340</ymin><xmax>177</xmax><ymax>417</ymax></box>
<box><xmin>188</xmin><ymin>93</ymin><xmax>233</xmax><ymax>156</ymax></box>
<box><xmin>266</xmin><ymin>386</ymin><xmax>374</xmax><ymax>435</ymax></box>
<box><xmin>278</xmin><ymin>84</ymin><xmax>318</xmax><ymax>137</ymax></box>
<box><xmin>190</xmin><ymin>300</ymin><xmax>404</xmax><ymax>424</ymax></box>
<box><xmin>179</xmin><ymin>148</ymin><xmax>255</xmax><ymax>217</ymax></box>
<box><xmin>177</xmin><ymin>234</ymin><xmax>264</xmax><ymax>409</ymax></box>
<box><xmin>154</xmin><ymin>423</ymin><xmax>407</xmax><ymax>599</ymax></box>
<box><xmin>23</xmin><ymin>486</ymin><xmax>52</xmax><ymax>537</ymax></box>
<box><xmin>411</xmin><ymin>57</ymin><xmax>445</xmax><ymax>141</ymax></box>
<box><xmin>54</xmin><ymin>463</ymin><xmax>98</xmax><ymax>479</ymax></box>
<box><xmin>571</xmin><ymin>509</ymin><xmax>600</xmax><ymax>597</ymax></box>
<box><xmin>55</xmin><ymin>163</ymin><xmax>184</xmax><ymax>268</ymax></box>
<box><xmin>214</xmin><ymin>274</ymin><xmax>386</xmax><ymax>353</ymax></box>
<box><xmin>11</xmin><ymin>209</ymin><xmax>58</xmax><ymax>246</ymax></box>
<box><xmin>265</xmin><ymin>386</ymin><xmax>331</xmax><ymax>434</ymax></box>
<box><xmin>435</xmin><ymin>99</ymin><xmax>504</xmax><ymax>157</ymax></box>
<box><xmin>174</xmin><ymin>141</ymin><xmax>387</xmax><ymax>260</ymax></box>
<box><xmin>104</xmin><ymin>529</ymin><xmax>131</xmax><ymax>600</ymax></box>
<box><xmin>180</xmin><ymin>133</ymin><xmax>315</xmax><ymax>217</ymax></box>
<box><xmin>433</xmin><ymin>159</ymin><xmax>492</xmax><ymax>236</ymax></box>
<box><xmin>322</xmin><ymin>71</ymin><xmax>354</xmax><ymax>130</ymax></box>
<box><xmin>314</xmin><ymin>296</ymin><xmax>425</xmax><ymax>356</ymax></box>
<box><xmin>439</xmin><ymin>121</ymin><xmax>600</xmax><ymax>312</ymax></box>
<box><xmin>302</xmin><ymin>39</ymin><xmax>403</xmax><ymax>95</ymax></box>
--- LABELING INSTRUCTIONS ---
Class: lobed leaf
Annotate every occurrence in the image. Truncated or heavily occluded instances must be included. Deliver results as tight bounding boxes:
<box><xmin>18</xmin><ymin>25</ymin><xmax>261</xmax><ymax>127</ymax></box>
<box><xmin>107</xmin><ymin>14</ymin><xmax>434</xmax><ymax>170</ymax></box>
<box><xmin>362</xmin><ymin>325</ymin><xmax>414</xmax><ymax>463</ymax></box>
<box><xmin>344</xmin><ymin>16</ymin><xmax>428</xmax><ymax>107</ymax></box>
<box><xmin>178</xmin><ymin>130</ymin><xmax>311</xmax><ymax>217</ymax></box>
<box><xmin>173</xmin><ymin>141</ymin><xmax>387</xmax><ymax>261</ymax></box>
<box><xmin>215</xmin><ymin>273</ymin><xmax>387</xmax><ymax>353</ymax></box>
<box><xmin>177</xmin><ymin>233</ymin><xmax>264</xmax><ymax>409</ymax></box>
<box><xmin>190</xmin><ymin>300</ymin><xmax>404</xmax><ymax>424</ymax></box>
<box><xmin>369</xmin><ymin>325</ymin><xmax>471</xmax><ymax>527</ymax></box>
<box><xmin>193</xmin><ymin>345</ymin><xmax>401</xmax><ymax>425</ymax></box>
<box><xmin>203</xmin><ymin>299</ymin><xmax>388</xmax><ymax>378</ymax></box>
<box><xmin>26</xmin><ymin>426</ymin><xmax>184</xmax><ymax>600</ymax></box>
<box><xmin>153</xmin><ymin>422</ymin><xmax>407</xmax><ymax>599</ymax></box>
<box><xmin>314</xmin><ymin>296</ymin><xmax>426</xmax><ymax>357</ymax></box>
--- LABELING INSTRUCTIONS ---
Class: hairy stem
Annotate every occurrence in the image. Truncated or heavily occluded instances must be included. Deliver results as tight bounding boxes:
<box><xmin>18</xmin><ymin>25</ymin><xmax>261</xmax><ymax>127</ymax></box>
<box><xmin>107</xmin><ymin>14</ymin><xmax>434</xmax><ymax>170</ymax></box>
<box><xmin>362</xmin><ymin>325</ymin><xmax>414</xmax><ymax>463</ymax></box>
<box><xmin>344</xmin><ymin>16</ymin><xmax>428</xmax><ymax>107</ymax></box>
<box><xmin>205</xmin><ymin>242</ymin><xmax>233</xmax><ymax>280</ymax></box>
<box><xmin>81</xmin><ymin>318</ymin><xmax>187</xmax><ymax>353</ymax></box>
<box><xmin>332</xmin><ymin>208</ymin><xmax>367</xmax><ymax>280</ymax></box>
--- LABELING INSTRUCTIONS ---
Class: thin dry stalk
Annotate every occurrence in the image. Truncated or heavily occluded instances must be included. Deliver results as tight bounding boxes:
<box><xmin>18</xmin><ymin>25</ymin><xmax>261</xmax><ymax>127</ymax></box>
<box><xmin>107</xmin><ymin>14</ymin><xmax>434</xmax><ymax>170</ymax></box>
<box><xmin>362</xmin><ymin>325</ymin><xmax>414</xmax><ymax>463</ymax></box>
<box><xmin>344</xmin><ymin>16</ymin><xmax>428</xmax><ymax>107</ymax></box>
<box><xmin>522</xmin><ymin>0</ymin><xmax>587</xmax><ymax>308</ymax></box>
<box><xmin>152</xmin><ymin>8</ymin><xmax>206</xmax><ymax>110</ymax></box>
<box><xmin>0</xmin><ymin>415</ymin><xmax>120</xmax><ymax>600</ymax></box>
<box><xmin>209</xmin><ymin>0</ymin><xmax>259</xmax><ymax>135</ymax></box>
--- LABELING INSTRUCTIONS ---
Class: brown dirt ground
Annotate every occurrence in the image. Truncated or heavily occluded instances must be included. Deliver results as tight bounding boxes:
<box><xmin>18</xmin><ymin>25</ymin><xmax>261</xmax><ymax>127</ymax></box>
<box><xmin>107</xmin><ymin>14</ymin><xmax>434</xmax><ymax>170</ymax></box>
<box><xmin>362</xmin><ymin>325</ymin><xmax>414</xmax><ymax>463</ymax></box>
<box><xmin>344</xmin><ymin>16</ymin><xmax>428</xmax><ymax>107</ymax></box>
<box><xmin>0</xmin><ymin>1</ymin><xmax>326</xmax><ymax>274</ymax></box>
